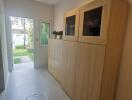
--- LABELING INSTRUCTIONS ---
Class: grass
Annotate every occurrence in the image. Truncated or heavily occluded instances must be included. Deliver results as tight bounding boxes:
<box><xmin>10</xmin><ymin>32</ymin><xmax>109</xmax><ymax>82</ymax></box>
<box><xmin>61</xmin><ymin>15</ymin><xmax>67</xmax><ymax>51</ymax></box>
<box><xmin>13</xmin><ymin>49</ymin><xmax>33</xmax><ymax>57</ymax></box>
<box><xmin>14</xmin><ymin>57</ymin><xmax>21</xmax><ymax>64</ymax></box>
<box><xmin>13</xmin><ymin>49</ymin><xmax>34</xmax><ymax>64</ymax></box>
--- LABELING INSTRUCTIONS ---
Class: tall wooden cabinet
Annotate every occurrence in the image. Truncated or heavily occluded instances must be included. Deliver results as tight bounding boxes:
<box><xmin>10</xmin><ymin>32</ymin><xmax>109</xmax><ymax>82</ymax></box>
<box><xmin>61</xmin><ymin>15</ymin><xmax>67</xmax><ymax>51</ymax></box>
<box><xmin>54</xmin><ymin>39</ymin><xmax>63</xmax><ymax>82</ymax></box>
<box><xmin>62</xmin><ymin>41</ymin><xmax>77</xmax><ymax>97</ymax></box>
<box><xmin>48</xmin><ymin>39</ymin><xmax>55</xmax><ymax>75</ymax></box>
<box><xmin>48</xmin><ymin>39</ymin><xmax>76</xmax><ymax>97</ymax></box>
<box><xmin>48</xmin><ymin>0</ymin><xmax>129</xmax><ymax>100</ymax></box>
<box><xmin>73</xmin><ymin>43</ymin><xmax>105</xmax><ymax>100</ymax></box>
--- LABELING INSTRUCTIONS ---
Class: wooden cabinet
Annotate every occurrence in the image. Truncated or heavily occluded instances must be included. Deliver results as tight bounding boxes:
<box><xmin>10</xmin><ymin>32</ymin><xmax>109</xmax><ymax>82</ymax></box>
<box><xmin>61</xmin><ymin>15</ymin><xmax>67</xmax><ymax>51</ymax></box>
<box><xmin>78</xmin><ymin>0</ymin><xmax>110</xmax><ymax>44</ymax></box>
<box><xmin>49</xmin><ymin>0</ymin><xmax>129</xmax><ymax>100</ymax></box>
<box><xmin>48</xmin><ymin>39</ymin><xmax>76</xmax><ymax>97</ymax></box>
<box><xmin>63</xmin><ymin>0</ymin><xmax>110</xmax><ymax>44</ymax></box>
<box><xmin>73</xmin><ymin>43</ymin><xmax>106</xmax><ymax>100</ymax></box>
<box><xmin>48</xmin><ymin>39</ymin><xmax>55</xmax><ymax>75</ymax></box>
<box><xmin>62</xmin><ymin>41</ymin><xmax>77</xmax><ymax>97</ymax></box>
<box><xmin>54</xmin><ymin>39</ymin><xmax>64</xmax><ymax>83</ymax></box>
<box><xmin>48</xmin><ymin>39</ymin><xmax>64</xmax><ymax>84</ymax></box>
<box><xmin>63</xmin><ymin>8</ymin><xmax>79</xmax><ymax>41</ymax></box>
<box><xmin>72</xmin><ymin>0</ymin><xmax>129</xmax><ymax>100</ymax></box>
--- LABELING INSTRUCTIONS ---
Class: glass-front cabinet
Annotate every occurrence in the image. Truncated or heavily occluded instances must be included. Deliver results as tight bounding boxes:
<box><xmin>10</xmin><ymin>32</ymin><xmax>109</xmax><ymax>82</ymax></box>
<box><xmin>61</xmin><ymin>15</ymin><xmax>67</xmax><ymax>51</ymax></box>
<box><xmin>83</xmin><ymin>6</ymin><xmax>102</xmax><ymax>36</ymax></box>
<box><xmin>79</xmin><ymin>0</ymin><xmax>110</xmax><ymax>44</ymax></box>
<box><xmin>65</xmin><ymin>15</ymin><xmax>76</xmax><ymax>36</ymax></box>
<box><xmin>63</xmin><ymin>9</ymin><xmax>79</xmax><ymax>41</ymax></box>
<box><xmin>63</xmin><ymin>0</ymin><xmax>110</xmax><ymax>44</ymax></box>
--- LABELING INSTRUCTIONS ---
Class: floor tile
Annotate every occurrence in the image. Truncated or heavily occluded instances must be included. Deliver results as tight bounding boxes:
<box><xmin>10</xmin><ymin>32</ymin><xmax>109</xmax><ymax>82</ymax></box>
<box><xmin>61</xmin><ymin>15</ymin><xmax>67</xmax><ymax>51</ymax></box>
<box><xmin>0</xmin><ymin>67</ymin><xmax>70</xmax><ymax>100</ymax></box>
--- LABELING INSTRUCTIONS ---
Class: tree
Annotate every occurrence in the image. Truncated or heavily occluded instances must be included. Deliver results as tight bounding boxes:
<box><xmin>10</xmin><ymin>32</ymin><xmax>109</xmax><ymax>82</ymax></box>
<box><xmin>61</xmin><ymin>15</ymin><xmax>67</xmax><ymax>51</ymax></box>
<box><xmin>25</xmin><ymin>19</ymin><xmax>33</xmax><ymax>50</ymax></box>
<box><xmin>11</xmin><ymin>17</ymin><xmax>33</xmax><ymax>49</ymax></box>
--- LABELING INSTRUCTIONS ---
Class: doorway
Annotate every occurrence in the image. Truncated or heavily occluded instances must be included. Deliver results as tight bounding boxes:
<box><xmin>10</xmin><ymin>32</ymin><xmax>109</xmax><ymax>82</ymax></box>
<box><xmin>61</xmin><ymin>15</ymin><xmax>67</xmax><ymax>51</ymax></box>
<box><xmin>10</xmin><ymin>16</ymin><xmax>34</xmax><ymax>70</ymax></box>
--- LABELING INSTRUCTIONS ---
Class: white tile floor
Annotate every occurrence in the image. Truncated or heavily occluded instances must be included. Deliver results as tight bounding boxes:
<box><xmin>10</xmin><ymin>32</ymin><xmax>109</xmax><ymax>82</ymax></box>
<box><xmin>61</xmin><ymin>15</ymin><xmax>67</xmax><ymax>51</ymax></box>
<box><xmin>13</xmin><ymin>62</ymin><xmax>34</xmax><ymax>70</ymax></box>
<box><xmin>0</xmin><ymin>67</ymin><xmax>70</xmax><ymax>100</ymax></box>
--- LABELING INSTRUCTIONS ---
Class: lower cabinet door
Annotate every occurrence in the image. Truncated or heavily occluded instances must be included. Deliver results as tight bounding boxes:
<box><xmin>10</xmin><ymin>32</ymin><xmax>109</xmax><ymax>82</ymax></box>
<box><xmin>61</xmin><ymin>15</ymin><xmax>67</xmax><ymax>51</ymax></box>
<box><xmin>61</xmin><ymin>41</ymin><xmax>77</xmax><ymax>97</ymax></box>
<box><xmin>54</xmin><ymin>39</ymin><xmax>64</xmax><ymax>83</ymax></box>
<box><xmin>73</xmin><ymin>43</ymin><xmax>106</xmax><ymax>100</ymax></box>
<box><xmin>48</xmin><ymin>39</ymin><xmax>55</xmax><ymax>75</ymax></box>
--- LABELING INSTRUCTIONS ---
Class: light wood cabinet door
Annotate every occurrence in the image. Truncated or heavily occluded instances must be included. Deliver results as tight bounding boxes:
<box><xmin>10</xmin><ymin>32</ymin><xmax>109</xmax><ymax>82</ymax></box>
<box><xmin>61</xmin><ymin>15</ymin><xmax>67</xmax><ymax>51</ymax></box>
<box><xmin>54</xmin><ymin>40</ymin><xmax>64</xmax><ymax>84</ymax></box>
<box><xmin>48</xmin><ymin>39</ymin><xmax>55</xmax><ymax>75</ymax></box>
<box><xmin>62</xmin><ymin>41</ymin><xmax>77</xmax><ymax>97</ymax></box>
<box><xmin>73</xmin><ymin>43</ymin><xmax>106</xmax><ymax>100</ymax></box>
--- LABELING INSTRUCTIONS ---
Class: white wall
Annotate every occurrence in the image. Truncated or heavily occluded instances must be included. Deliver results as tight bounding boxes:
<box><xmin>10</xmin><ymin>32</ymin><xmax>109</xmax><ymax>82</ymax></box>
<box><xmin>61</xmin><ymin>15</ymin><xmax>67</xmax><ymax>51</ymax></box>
<box><xmin>54</xmin><ymin>0</ymin><xmax>132</xmax><ymax>100</ymax></box>
<box><xmin>0</xmin><ymin>0</ymin><xmax>9</xmax><ymax>90</ymax></box>
<box><xmin>4</xmin><ymin>0</ymin><xmax>54</xmax><ymax>69</ymax></box>
<box><xmin>54</xmin><ymin>0</ymin><xmax>94</xmax><ymax>31</ymax></box>
<box><xmin>0</xmin><ymin>32</ymin><xmax>5</xmax><ymax>91</ymax></box>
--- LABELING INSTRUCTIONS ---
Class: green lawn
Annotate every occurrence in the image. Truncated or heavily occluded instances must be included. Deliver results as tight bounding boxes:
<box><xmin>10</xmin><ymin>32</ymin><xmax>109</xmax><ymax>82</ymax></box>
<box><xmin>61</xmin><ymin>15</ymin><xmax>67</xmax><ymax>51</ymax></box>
<box><xmin>13</xmin><ymin>49</ymin><xmax>34</xmax><ymax>64</ymax></box>
<box><xmin>14</xmin><ymin>57</ymin><xmax>21</xmax><ymax>64</ymax></box>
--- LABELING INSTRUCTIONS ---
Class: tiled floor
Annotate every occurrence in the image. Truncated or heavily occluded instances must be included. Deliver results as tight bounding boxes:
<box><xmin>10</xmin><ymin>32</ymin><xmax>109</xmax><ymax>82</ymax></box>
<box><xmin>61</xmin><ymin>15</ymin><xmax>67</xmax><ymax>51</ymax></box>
<box><xmin>13</xmin><ymin>62</ymin><xmax>34</xmax><ymax>70</ymax></box>
<box><xmin>0</xmin><ymin>67</ymin><xmax>70</xmax><ymax>100</ymax></box>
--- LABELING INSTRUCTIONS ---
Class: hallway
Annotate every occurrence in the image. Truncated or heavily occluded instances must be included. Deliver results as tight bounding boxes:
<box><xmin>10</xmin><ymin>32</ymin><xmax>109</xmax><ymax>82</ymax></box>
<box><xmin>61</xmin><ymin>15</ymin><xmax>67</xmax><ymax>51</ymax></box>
<box><xmin>0</xmin><ymin>67</ymin><xmax>70</xmax><ymax>100</ymax></box>
<box><xmin>13</xmin><ymin>62</ymin><xmax>34</xmax><ymax>70</ymax></box>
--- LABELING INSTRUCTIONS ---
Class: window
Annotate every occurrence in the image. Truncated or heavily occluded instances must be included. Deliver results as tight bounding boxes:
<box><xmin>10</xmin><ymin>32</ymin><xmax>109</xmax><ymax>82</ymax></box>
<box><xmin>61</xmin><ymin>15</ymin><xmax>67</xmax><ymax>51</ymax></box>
<box><xmin>65</xmin><ymin>15</ymin><xmax>76</xmax><ymax>36</ymax></box>
<box><xmin>83</xmin><ymin>7</ymin><xmax>102</xmax><ymax>36</ymax></box>
<box><xmin>40</xmin><ymin>22</ymin><xmax>50</xmax><ymax>46</ymax></box>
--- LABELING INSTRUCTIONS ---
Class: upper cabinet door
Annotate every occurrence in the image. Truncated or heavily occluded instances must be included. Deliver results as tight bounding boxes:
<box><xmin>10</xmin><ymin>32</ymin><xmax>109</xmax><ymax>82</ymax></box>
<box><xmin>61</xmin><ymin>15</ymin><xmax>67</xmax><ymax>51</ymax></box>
<box><xmin>63</xmin><ymin>9</ymin><xmax>79</xmax><ymax>41</ymax></box>
<box><xmin>79</xmin><ymin>0</ymin><xmax>110</xmax><ymax>45</ymax></box>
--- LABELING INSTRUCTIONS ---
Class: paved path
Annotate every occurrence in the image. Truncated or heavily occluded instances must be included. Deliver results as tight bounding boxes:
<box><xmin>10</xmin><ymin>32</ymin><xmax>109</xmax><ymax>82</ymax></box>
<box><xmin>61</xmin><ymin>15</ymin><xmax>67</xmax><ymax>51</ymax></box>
<box><xmin>20</xmin><ymin>56</ymin><xmax>32</xmax><ymax>63</ymax></box>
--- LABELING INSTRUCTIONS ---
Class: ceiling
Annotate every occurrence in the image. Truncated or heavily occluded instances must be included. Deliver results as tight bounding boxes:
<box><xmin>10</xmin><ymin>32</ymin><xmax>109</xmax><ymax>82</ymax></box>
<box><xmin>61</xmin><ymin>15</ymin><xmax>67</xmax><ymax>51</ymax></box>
<box><xmin>34</xmin><ymin>0</ymin><xmax>61</xmax><ymax>5</ymax></box>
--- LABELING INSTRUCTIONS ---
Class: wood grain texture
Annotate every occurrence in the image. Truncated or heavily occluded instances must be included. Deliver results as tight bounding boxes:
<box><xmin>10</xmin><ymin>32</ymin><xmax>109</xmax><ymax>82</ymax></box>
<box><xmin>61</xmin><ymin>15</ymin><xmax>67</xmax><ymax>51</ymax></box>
<box><xmin>78</xmin><ymin>0</ymin><xmax>111</xmax><ymax>45</ymax></box>
<box><xmin>48</xmin><ymin>1</ymin><xmax>129</xmax><ymax>100</ymax></box>
<box><xmin>63</xmin><ymin>8</ymin><xmax>79</xmax><ymax>41</ymax></box>
<box><xmin>99</xmin><ymin>0</ymin><xmax>129</xmax><ymax>100</ymax></box>
<box><xmin>61</xmin><ymin>41</ymin><xmax>77</xmax><ymax>97</ymax></box>
<box><xmin>48</xmin><ymin>39</ymin><xmax>76</xmax><ymax>98</ymax></box>
<box><xmin>73</xmin><ymin>43</ymin><xmax>106</xmax><ymax>100</ymax></box>
<box><xmin>48</xmin><ymin>39</ymin><xmax>55</xmax><ymax>76</ymax></box>
<box><xmin>54</xmin><ymin>39</ymin><xmax>64</xmax><ymax>84</ymax></box>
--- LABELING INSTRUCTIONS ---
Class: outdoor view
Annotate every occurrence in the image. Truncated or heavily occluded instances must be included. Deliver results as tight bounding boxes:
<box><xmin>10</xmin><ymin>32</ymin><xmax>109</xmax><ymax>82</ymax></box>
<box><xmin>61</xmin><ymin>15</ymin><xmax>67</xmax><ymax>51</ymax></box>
<box><xmin>10</xmin><ymin>16</ymin><xmax>34</xmax><ymax>65</ymax></box>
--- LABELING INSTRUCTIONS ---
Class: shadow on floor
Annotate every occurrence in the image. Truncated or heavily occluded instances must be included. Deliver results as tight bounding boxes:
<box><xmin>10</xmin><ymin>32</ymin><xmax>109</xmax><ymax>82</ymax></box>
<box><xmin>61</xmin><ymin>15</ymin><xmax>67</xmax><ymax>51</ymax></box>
<box><xmin>0</xmin><ymin>89</ymin><xmax>5</xmax><ymax>100</ymax></box>
<box><xmin>0</xmin><ymin>89</ymin><xmax>3</xmax><ymax>94</ymax></box>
